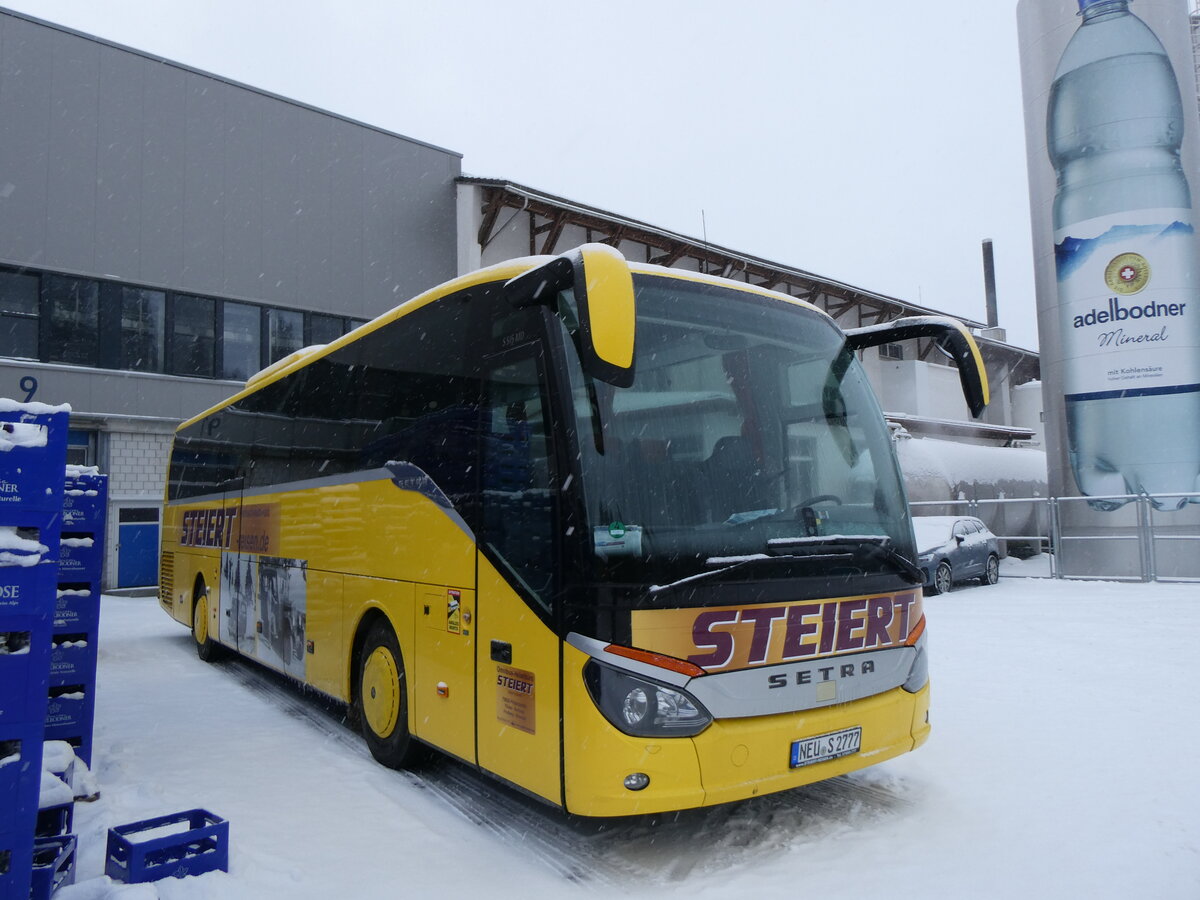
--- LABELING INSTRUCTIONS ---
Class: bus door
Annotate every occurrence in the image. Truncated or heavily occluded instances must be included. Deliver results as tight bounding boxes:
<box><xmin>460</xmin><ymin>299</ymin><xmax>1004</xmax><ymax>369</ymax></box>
<box><xmin>474</xmin><ymin>343</ymin><xmax>565</xmax><ymax>805</ymax></box>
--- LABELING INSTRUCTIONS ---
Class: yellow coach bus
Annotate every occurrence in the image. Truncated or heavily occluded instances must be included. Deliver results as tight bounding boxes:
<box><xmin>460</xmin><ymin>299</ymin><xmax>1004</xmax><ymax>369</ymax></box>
<box><xmin>159</xmin><ymin>245</ymin><xmax>988</xmax><ymax>816</ymax></box>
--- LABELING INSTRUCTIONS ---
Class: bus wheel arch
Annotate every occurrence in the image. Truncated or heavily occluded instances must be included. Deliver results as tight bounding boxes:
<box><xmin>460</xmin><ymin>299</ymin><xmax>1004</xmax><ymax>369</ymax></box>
<box><xmin>352</xmin><ymin>613</ymin><xmax>424</xmax><ymax>769</ymax></box>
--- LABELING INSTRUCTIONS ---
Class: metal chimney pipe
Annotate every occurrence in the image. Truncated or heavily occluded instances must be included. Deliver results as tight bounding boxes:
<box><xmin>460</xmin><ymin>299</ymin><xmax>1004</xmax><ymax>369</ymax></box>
<box><xmin>982</xmin><ymin>239</ymin><xmax>998</xmax><ymax>328</ymax></box>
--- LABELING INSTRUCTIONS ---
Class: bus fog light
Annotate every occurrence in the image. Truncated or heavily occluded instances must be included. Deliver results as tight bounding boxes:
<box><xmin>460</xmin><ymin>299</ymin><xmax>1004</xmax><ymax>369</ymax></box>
<box><xmin>623</xmin><ymin>772</ymin><xmax>650</xmax><ymax>791</ymax></box>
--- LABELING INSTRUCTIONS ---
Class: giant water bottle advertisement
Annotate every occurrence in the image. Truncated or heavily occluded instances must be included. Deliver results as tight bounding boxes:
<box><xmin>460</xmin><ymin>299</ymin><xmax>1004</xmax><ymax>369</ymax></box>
<box><xmin>1018</xmin><ymin>0</ymin><xmax>1200</xmax><ymax>516</ymax></box>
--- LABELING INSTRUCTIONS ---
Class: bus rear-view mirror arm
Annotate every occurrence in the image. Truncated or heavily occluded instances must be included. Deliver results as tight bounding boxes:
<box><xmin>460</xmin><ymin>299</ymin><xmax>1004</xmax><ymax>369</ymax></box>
<box><xmin>844</xmin><ymin>316</ymin><xmax>990</xmax><ymax>418</ymax></box>
<box><xmin>504</xmin><ymin>244</ymin><xmax>637</xmax><ymax>388</ymax></box>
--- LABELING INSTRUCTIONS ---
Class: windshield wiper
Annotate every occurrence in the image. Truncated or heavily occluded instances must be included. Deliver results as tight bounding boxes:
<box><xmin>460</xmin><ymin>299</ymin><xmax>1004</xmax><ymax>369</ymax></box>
<box><xmin>647</xmin><ymin>535</ymin><xmax>922</xmax><ymax>597</ymax></box>
<box><xmin>647</xmin><ymin>553</ymin><xmax>821</xmax><ymax>596</ymax></box>
<box><xmin>766</xmin><ymin>535</ymin><xmax>924</xmax><ymax>584</ymax></box>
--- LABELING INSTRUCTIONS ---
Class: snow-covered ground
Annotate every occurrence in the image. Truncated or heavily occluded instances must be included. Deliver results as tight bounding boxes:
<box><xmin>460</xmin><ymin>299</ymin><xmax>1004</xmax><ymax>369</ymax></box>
<box><xmin>58</xmin><ymin>572</ymin><xmax>1199</xmax><ymax>899</ymax></box>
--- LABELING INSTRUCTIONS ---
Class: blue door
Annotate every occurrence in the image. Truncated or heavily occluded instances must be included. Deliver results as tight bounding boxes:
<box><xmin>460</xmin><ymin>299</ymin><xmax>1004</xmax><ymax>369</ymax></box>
<box><xmin>117</xmin><ymin>508</ymin><xmax>160</xmax><ymax>588</ymax></box>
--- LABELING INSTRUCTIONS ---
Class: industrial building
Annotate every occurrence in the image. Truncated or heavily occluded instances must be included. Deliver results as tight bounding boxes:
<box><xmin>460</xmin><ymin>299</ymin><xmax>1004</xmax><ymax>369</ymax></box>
<box><xmin>0</xmin><ymin>7</ymin><xmax>1043</xmax><ymax>589</ymax></box>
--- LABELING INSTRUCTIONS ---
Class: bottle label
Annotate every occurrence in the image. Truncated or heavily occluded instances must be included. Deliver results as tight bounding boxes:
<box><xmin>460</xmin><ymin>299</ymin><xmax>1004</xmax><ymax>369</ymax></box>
<box><xmin>1055</xmin><ymin>208</ymin><xmax>1200</xmax><ymax>399</ymax></box>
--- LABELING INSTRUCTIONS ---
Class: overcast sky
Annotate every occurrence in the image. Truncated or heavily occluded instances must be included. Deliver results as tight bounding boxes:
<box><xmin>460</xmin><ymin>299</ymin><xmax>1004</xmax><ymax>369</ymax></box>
<box><xmin>4</xmin><ymin>0</ymin><xmax>1042</xmax><ymax>348</ymax></box>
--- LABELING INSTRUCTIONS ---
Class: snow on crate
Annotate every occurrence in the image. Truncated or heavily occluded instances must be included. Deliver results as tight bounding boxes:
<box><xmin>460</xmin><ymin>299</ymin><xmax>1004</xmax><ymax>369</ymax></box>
<box><xmin>0</xmin><ymin>524</ymin><xmax>50</xmax><ymax>566</ymax></box>
<box><xmin>0</xmin><ymin>420</ymin><xmax>48</xmax><ymax>452</ymax></box>
<box><xmin>0</xmin><ymin>398</ymin><xmax>71</xmax><ymax>415</ymax></box>
<box><xmin>0</xmin><ymin>398</ymin><xmax>70</xmax><ymax>452</ymax></box>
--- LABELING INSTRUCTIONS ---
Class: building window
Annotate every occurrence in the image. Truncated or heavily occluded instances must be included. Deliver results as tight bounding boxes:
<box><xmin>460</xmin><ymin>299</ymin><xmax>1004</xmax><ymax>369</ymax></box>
<box><xmin>0</xmin><ymin>262</ymin><xmax>372</xmax><ymax>381</ymax></box>
<box><xmin>222</xmin><ymin>301</ymin><xmax>262</xmax><ymax>381</ymax></box>
<box><xmin>879</xmin><ymin>343</ymin><xmax>905</xmax><ymax>361</ymax></box>
<box><xmin>43</xmin><ymin>275</ymin><xmax>100</xmax><ymax>366</ymax></box>
<box><xmin>65</xmin><ymin>429</ymin><xmax>96</xmax><ymax>467</ymax></box>
<box><xmin>0</xmin><ymin>270</ymin><xmax>39</xmax><ymax>359</ymax></box>
<box><xmin>309</xmin><ymin>313</ymin><xmax>346</xmax><ymax>347</ymax></box>
<box><xmin>119</xmin><ymin>288</ymin><xmax>165</xmax><ymax>372</ymax></box>
<box><xmin>267</xmin><ymin>308</ymin><xmax>304</xmax><ymax>365</ymax></box>
<box><xmin>171</xmin><ymin>294</ymin><xmax>216</xmax><ymax>377</ymax></box>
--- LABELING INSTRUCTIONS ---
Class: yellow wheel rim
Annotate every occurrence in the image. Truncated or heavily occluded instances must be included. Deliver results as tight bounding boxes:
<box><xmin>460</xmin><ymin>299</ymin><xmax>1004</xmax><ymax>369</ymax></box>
<box><xmin>194</xmin><ymin>595</ymin><xmax>209</xmax><ymax>644</ymax></box>
<box><xmin>362</xmin><ymin>646</ymin><xmax>400</xmax><ymax>739</ymax></box>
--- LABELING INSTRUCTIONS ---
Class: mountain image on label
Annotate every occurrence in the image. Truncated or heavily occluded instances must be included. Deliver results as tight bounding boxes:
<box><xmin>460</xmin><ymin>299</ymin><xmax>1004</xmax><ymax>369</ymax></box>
<box><xmin>1048</xmin><ymin>0</ymin><xmax>1200</xmax><ymax>509</ymax></box>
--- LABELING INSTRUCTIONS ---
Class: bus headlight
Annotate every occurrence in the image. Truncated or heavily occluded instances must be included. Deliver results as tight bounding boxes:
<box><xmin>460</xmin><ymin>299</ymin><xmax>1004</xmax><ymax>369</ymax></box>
<box><xmin>583</xmin><ymin>660</ymin><xmax>712</xmax><ymax>738</ymax></box>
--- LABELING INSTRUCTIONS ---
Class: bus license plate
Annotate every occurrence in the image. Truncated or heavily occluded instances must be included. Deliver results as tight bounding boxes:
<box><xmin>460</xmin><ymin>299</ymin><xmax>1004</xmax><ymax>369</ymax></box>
<box><xmin>790</xmin><ymin>726</ymin><xmax>862</xmax><ymax>768</ymax></box>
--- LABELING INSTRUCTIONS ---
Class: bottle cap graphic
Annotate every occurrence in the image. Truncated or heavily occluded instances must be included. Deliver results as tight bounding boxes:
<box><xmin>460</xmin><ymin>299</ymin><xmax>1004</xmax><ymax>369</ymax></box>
<box><xmin>1104</xmin><ymin>253</ymin><xmax>1150</xmax><ymax>294</ymax></box>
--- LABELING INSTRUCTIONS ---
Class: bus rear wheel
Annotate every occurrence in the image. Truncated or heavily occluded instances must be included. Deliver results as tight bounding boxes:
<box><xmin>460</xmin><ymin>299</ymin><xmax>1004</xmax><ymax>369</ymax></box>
<box><xmin>356</xmin><ymin>619</ymin><xmax>423</xmax><ymax>769</ymax></box>
<box><xmin>192</xmin><ymin>580</ymin><xmax>222</xmax><ymax>662</ymax></box>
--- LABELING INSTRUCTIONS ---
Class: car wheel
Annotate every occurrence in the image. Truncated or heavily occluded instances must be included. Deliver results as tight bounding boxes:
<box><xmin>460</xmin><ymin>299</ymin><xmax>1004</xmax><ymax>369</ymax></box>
<box><xmin>982</xmin><ymin>553</ymin><xmax>1000</xmax><ymax>586</ymax></box>
<box><xmin>356</xmin><ymin>618</ymin><xmax>424</xmax><ymax>769</ymax></box>
<box><xmin>931</xmin><ymin>561</ymin><xmax>952</xmax><ymax>595</ymax></box>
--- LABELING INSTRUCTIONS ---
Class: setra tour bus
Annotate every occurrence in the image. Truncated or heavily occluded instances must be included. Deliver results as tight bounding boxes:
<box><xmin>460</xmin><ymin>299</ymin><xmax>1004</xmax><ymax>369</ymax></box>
<box><xmin>160</xmin><ymin>244</ymin><xmax>988</xmax><ymax>816</ymax></box>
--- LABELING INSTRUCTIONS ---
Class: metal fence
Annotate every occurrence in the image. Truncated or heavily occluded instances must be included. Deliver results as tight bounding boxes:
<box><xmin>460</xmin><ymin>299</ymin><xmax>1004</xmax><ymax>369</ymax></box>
<box><xmin>911</xmin><ymin>493</ymin><xmax>1200</xmax><ymax>583</ymax></box>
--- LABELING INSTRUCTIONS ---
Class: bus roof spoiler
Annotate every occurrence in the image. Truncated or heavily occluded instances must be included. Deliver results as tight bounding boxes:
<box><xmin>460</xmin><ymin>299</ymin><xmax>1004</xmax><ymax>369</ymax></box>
<box><xmin>504</xmin><ymin>244</ymin><xmax>636</xmax><ymax>388</ymax></box>
<box><xmin>844</xmin><ymin>316</ymin><xmax>990</xmax><ymax>418</ymax></box>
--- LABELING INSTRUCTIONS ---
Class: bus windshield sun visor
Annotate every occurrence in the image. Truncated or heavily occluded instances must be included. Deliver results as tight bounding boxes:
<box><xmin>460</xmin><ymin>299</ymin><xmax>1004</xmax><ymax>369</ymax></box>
<box><xmin>843</xmin><ymin>316</ymin><xmax>990</xmax><ymax>418</ymax></box>
<box><xmin>504</xmin><ymin>244</ymin><xmax>636</xmax><ymax>388</ymax></box>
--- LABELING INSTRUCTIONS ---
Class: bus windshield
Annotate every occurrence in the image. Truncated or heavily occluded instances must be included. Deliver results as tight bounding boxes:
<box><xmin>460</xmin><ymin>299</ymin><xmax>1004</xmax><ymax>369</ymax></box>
<box><xmin>564</xmin><ymin>274</ymin><xmax>915</xmax><ymax>593</ymax></box>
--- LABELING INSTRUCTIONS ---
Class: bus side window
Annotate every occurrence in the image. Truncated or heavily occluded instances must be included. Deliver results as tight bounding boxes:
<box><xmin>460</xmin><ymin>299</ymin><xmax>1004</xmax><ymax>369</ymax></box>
<box><xmin>480</xmin><ymin>352</ymin><xmax>555</xmax><ymax>612</ymax></box>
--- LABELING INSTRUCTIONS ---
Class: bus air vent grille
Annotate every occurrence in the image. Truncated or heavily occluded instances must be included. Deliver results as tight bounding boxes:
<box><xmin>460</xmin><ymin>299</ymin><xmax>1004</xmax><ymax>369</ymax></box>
<box><xmin>159</xmin><ymin>552</ymin><xmax>174</xmax><ymax>603</ymax></box>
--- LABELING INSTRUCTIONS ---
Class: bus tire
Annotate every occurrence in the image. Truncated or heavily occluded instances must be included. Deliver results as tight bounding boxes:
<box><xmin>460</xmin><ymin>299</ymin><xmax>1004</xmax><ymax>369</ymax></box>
<box><xmin>192</xmin><ymin>579</ymin><xmax>223</xmax><ymax>662</ymax></box>
<box><xmin>356</xmin><ymin>618</ymin><xmax>422</xmax><ymax>769</ymax></box>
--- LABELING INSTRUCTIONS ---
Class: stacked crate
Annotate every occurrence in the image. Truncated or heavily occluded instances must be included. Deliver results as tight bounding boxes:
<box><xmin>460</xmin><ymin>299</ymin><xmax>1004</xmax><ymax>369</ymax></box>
<box><xmin>48</xmin><ymin>468</ymin><xmax>107</xmax><ymax>768</ymax></box>
<box><xmin>0</xmin><ymin>404</ymin><xmax>68</xmax><ymax>900</ymax></box>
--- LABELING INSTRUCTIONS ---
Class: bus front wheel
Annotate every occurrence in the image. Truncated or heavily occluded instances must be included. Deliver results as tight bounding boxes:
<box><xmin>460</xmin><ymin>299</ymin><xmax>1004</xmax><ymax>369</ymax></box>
<box><xmin>356</xmin><ymin>619</ymin><xmax>422</xmax><ymax>769</ymax></box>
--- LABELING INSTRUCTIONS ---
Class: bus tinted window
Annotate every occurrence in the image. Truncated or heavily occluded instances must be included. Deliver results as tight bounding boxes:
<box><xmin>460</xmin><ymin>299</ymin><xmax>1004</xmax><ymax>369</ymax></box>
<box><xmin>168</xmin><ymin>295</ymin><xmax>480</xmax><ymax>503</ymax></box>
<box><xmin>480</xmin><ymin>350</ymin><xmax>556</xmax><ymax>610</ymax></box>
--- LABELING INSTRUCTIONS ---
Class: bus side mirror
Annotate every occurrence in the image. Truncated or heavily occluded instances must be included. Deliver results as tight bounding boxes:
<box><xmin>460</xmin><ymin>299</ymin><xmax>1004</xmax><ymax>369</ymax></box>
<box><xmin>504</xmin><ymin>244</ymin><xmax>636</xmax><ymax>388</ymax></box>
<box><xmin>844</xmin><ymin>316</ymin><xmax>990</xmax><ymax>418</ymax></box>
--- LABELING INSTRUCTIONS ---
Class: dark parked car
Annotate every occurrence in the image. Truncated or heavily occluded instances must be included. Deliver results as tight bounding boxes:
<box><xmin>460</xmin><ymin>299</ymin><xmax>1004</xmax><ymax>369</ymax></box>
<box><xmin>912</xmin><ymin>515</ymin><xmax>1001</xmax><ymax>595</ymax></box>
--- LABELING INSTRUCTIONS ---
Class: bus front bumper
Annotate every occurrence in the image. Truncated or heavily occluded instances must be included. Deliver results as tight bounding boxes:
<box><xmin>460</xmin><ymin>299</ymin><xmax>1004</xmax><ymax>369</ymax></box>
<box><xmin>563</xmin><ymin>674</ymin><xmax>930</xmax><ymax>818</ymax></box>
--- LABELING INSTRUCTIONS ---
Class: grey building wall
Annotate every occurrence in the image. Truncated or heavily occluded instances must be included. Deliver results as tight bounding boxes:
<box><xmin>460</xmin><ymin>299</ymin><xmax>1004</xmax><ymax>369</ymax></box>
<box><xmin>0</xmin><ymin>10</ymin><xmax>461</xmax><ymax>317</ymax></box>
<box><xmin>0</xmin><ymin>9</ymin><xmax>462</xmax><ymax>589</ymax></box>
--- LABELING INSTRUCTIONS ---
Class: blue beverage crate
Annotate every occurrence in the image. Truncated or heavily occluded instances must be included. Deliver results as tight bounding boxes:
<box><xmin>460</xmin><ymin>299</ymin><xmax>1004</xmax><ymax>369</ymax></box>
<box><xmin>0</xmin><ymin>559</ymin><xmax>57</xmax><ymax>619</ymax></box>
<box><xmin>61</xmin><ymin>472</ymin><xmax>106</xmax><ymax>529</ymax></box>
<box><xmin>34</xmin><ymin>803</ymin><xmax>73</xmax><ymax>840</ymax></box>
<box><xmin>0</xmin><ymin>826</ymin><xmax>36</xmax><ymax>900</ymax></box>
<box><xmin>105</xmin><ymin>810</ymin><xmax>229</xmax><ymax>884</ymax></box>
<box><xmin>0</xmin><ymin>720</ymin><xmax>46</xmax><ymax>831</ymax></box>
<box><xmin>56</xmin><ymin>534</ymin><xmax>101</xmax><ymax>583</ymax></box>
<box><xmin>43</xmin><ymin>686</ymin><xmax>93</xmax><ymax>743</ymax></box>
<box><xmin>47</xmin><ymin>633</ymin><xmax>96</xmax><ymax>689</ymax></box>
<box><xmin>42</xmin><ymin>731</ymin><xmax>93</xmax><ymax>771</ymax></box>
<box><xmin>51</xmin><ymin>584</ymin><xmax>98</xmax><ymax>634</ymax></box>
<box><xmin>0</xmin><ymin>616</ymin><xmax>51</xmax><ymax>724</ymax></box>
<box><xmin>29</xmin><ymin>834</ymin><xmax>75</xmax><ymax>900</ymax></box>
<box><xmin>0</xmin><ymin>408</ymin><xmax>69</xmax><ymax>516</ymax></box>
